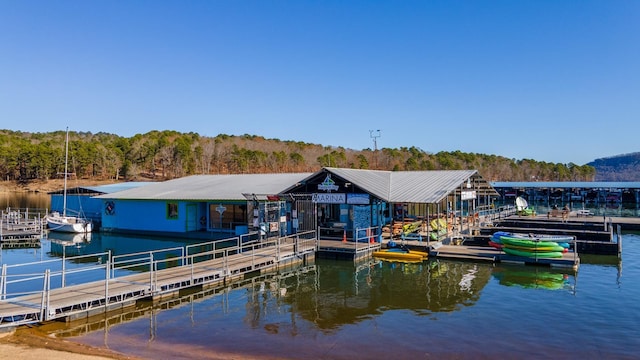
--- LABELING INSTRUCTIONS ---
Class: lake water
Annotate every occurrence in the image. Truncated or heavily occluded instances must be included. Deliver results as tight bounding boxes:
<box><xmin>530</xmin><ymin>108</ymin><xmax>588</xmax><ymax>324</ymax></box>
<box><xmin>2</xmin><ymin>193</ymin><xmax>640</xmax><ymax>359</ymax></box>
<box><xmin>0</xmin><ymin>232</ymin><xmax>635</xmax><ymax>359</ymax></box>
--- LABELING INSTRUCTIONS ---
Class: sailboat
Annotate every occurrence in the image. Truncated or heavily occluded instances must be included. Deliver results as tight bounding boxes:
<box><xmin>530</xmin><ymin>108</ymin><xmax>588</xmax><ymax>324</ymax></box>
<box><xmin>46</xmin><ymin>128</ymin><xmax>93</xmax><ymax>233</ymax></box>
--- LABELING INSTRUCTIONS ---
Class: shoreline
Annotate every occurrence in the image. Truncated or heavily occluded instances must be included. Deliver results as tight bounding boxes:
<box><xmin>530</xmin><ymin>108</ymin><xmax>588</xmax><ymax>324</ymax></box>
<box><xmin>0</xmin><ymin>179</ymin><xmax>122</xmax><ymax>194</ymax></box>
<box><xmin>0</xmin><ymin>326</ymin><xmax>275</xmax><ymax>360</ymax></box>
<box><xmin>0</xmin><ymin>326</ymin><xmax>138</xmax><ymax>360</ymax></box>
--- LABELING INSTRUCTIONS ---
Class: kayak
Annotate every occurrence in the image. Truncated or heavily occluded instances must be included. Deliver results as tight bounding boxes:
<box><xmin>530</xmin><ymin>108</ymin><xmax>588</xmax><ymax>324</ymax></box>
<box><xmin>494</xmin><ymin>231</ymin><xmax>574</xmax><ymax>243</ymax></box>
<box><xmin>499</xmin><ymin>236</ymin><xmax>562</xmax><ymax>249</ymax></box>
<box><xmin>503</xmin><ymin>244</ymin><xmax>567</xmax><ymax>252</ymax></box>
<box><xmin>502</xmin><ymin>247</ymin><xmax>564</xmax><ymax>258</ymax></box>
<box><xmin>488</xmin><ymin>240</ymin><xmax>503</xmax><ymax>250</ymax></box>
<box><xmin>373</xmin><ymin>248</ymin><xmax>428</xmax><ymax>262</ymax></box>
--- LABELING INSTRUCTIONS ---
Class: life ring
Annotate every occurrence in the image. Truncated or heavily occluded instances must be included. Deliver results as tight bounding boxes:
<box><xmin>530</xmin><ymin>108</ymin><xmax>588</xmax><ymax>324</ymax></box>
<box><xmin>200</xmin><ymin>216</ymin><xmax>206</xmax><ymax>226</ymax></box>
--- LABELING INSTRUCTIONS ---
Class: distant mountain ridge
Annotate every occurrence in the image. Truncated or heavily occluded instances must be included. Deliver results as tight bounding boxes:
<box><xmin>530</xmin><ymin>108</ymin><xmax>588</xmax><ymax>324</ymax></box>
<box><xmin>588</xmin><ymin>153</ymin><xmax>640</xmax><ymax>181</ymax></box>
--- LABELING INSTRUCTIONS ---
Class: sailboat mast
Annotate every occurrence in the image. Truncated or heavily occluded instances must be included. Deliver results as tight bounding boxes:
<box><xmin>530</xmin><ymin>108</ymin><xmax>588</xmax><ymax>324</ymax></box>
<box><xmin>63</xmin><ymin>127</ymin><xmax>69</xmax><ymax>217</ymax></box>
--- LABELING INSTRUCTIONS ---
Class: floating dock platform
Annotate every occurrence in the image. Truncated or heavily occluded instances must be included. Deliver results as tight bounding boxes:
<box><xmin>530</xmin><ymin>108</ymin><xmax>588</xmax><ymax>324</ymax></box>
<box><xmin>426</xmin><ymin>242</ymin><xmax>579</xmax><ymax>270</ymax></box>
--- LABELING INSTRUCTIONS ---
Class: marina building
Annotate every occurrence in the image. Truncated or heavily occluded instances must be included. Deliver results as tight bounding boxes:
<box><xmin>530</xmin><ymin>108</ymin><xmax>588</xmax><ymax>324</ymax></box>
<box><xmin>95</xmin><ymin>168</ymin><xmax>498</xmax><ymax>239</ymax></box>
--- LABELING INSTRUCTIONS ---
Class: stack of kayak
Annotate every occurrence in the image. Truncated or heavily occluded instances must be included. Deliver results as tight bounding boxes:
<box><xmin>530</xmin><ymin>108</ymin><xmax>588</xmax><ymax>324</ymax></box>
<box><xmin>489</xmin><ymin>231</ymin><xmax>572</xmax><ymax>259</ymax></box>
<box><xmin>429</xmin><ymin>217</ymin><xmax>448</xmax><ymax>240</ymax></box>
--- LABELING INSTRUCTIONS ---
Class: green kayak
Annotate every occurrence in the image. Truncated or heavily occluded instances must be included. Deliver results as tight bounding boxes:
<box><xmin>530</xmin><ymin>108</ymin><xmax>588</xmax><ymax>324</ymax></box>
<box><xmin>500</xmin><ymin>236</ymin><xmax>560</xmax><ymax>249</ymax></box>
<box><xmin>502</xmin><ymin>243</ymin><xmax>566</xmax><ymax>252</ymax></box>
<box><xmin>502</xmin><ymin>247</ymin><xmax>564</xmax><ymax>258</ymax></box>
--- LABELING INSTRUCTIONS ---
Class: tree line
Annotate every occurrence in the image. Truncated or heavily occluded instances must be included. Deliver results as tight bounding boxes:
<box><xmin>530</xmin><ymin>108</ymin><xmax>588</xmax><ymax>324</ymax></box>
<box><xmin>0</xmin><ymin>129</ymin><xmax>596</xmax><ymax>183</ymax></box>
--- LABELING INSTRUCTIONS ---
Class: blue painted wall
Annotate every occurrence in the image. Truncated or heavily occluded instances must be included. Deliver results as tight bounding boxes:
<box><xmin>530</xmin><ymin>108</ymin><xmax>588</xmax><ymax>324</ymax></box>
<box><xmin>50</xmin><ymin>194</ymin><xmax>102</xmax><ymax>224</ymax></box>
<box><xmin>101</xmin><ymin>200</ymin><xmax>199</xmax><ymax>233</ymax></box>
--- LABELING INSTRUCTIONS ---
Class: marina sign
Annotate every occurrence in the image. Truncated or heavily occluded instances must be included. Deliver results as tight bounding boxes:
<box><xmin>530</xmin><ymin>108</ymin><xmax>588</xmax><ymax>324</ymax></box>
<box><xmin>317</xmin><ymin>175</ymin><xmax>339</xmax><ymax>191</ymax></box>
<box><xmin>312</xmin><ymin>193</ymin><xmax>346</xmax><ymax>204</ymax></box>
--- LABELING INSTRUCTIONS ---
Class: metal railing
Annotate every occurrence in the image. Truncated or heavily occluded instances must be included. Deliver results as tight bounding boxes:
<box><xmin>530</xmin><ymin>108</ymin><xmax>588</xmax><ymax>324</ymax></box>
<box><xmin>0</xmin><ymin>207</ymin><xmax>46</xmax><ymax>240</ymax></box>
<box><xmin>0</xmin><ymin>230</ymin><xmax>317</xmax><ymax>327</ymax></box>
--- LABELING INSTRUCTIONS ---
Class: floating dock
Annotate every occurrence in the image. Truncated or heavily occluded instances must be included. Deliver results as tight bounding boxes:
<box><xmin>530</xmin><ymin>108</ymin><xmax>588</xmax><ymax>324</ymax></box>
<box><xmin>0</xmin><ymin>231</ymin><xmax>316</xmax><ymax>329</ymax></box>
<box><xmin>1</xmin><ymin>208</ymin><xmax>45</xmax><ymax>247</ymax></box>
<box><xmin>316</xmin><ymin>239</ymin><xmax>380</xmax><ymax>260</ymax></box>
<box><xmin>429</xmin><ymin>242</ymin><xmax>579</xmax><ymax>269</ymax></box>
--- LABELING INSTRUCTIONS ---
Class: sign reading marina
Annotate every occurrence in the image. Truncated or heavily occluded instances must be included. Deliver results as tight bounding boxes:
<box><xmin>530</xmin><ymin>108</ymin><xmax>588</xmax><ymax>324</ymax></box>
<box><xmin>312</xmin><ymin>193</ymin><xmax>346</xmax><ymax>204</ymax></box>
<box><xmin>317</xmin><ymin>175</ymin><xmax>339</xmax><ymax>191</ymax></box>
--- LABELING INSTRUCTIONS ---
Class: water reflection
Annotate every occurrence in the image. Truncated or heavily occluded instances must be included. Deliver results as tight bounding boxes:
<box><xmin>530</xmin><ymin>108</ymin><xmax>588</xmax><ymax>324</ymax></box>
<box><xmin>49</xmin><ymin>264</ymin><xmax>317</xmax><ymax>340</ymax></box>
<box><xmin>492</xmin><ymin>264</ymin><xmax>576</xmax><ymax>292</ymax></box>
<box><xmin>48</xmin><ymin>233</ymin><xmax>93</xmax><ymax>259</ymax></box>
<box><xmin>47</xmin><ymin>258</ymin><xmax>493</xmax><ymax>344</ymax></box>
<box><xmin>47</xmin><ymin>232</ymin><xmax>195</xmax><ymax>258</ymax></box>
<box><xmin>256</xmin><ymin>258</ymin><xmax>493</xmax><ymax>332</ymax></box>
<box><xmin>0</xmin><ymin>191</ymin><xmax>50</xmax><ymax>210</ymax></box>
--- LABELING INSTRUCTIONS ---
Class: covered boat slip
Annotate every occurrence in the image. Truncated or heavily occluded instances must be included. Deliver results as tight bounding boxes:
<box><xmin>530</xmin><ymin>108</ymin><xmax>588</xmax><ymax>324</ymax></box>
<box><xmin>0</xmin><ymin>230</ymin><xmax>316</xmax><ymax>329</ymax></box>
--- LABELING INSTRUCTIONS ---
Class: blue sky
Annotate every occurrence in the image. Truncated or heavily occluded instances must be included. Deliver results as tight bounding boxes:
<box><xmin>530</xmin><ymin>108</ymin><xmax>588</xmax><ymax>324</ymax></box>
<box><xmin>1</xmin><ymin>1</ymin><xmax>638</xmax><ymax>165</ymax></box>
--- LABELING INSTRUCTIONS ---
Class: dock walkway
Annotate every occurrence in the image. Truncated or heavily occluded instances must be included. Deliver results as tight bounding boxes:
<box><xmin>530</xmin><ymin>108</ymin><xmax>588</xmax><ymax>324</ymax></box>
<box><xmin>1</xmin><ymin>208</ymin><xmax>46</xmax><ymax>246</ymax></box>
<box><xmin>0</xmin><ymin>230</ymin><xmax>316</xmax><ymax>329</ymax></box>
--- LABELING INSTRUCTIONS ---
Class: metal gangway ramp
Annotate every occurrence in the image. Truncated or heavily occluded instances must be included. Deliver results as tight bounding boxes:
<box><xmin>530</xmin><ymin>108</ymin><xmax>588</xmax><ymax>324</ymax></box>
<box><xmin>0</xmin><ymin>230</ymin><xmax>316</xmax><ymax>329</ymax></box>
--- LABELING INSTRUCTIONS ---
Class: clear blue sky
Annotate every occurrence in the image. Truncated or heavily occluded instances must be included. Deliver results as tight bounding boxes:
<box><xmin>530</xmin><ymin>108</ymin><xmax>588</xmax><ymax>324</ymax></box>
<box><xmin>1</xmin><ymin>1</ymin><xmax>638</xmax><ymax>165</ymax></box>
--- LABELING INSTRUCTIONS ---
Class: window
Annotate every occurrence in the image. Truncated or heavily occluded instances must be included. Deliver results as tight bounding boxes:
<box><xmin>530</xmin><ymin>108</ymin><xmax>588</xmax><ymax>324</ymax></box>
<box><xmin>209</xmin><ymin>203</ymin><xmax>247</xmax><ymax>229</ymax></box>
<box><xmin>167</xmin><ymin>203</ymin><xmax>179</xmax><ymax>219</ymax></box>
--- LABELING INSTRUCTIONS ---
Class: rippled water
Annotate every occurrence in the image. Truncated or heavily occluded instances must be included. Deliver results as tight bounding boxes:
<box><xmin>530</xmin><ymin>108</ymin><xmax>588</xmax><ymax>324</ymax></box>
<box><xmin>42</xmin><ymin>234</ymin><xmax>637</xmax><ymax>360</ymax></box>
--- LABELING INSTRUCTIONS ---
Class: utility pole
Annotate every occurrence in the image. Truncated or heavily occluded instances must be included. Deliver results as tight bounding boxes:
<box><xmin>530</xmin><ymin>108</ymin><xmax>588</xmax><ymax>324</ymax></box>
<box><xmin>369</xmin><ymin>130</ymin><xmax>381</xmax><ymax>169</ymax></box>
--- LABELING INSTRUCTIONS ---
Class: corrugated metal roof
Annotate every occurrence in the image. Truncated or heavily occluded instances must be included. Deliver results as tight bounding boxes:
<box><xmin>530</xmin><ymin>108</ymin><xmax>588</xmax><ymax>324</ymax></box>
<box><xmin>48</xmin><ymin>182</ymin><xmax>152</xmax><ymax>195</ymax></box>
<box><xmin>319</xmin><ymin>168</ymin><xmax>480</xmax><ymax>203</ymax></box>
<box><xmin>95</xmin><ymin>169</ymin><xmax>494</xmax><ymax>204</ymax></box>
<box><xmin>389</xmin><ymin>170</ymin><xmax>478</xmax><ymax>203</ymax></box>
<box><xmin>491</xmin><ymin>181</ymin><xmax>640</xmax><ymax>189</ymax></box>
<box><xmin>320</xmin><ymin>168</ymin><xmax>391</xmax><ymax>200</ymax></box>
<box><xmin>83</xmin><ymin>182</ymin><xmax>153</xmax><ymax>194</ymax></box>
<box><xmin>96</xmin><ymin>174</ymin><xmax>312</xmax><ymax>201</ymax></box>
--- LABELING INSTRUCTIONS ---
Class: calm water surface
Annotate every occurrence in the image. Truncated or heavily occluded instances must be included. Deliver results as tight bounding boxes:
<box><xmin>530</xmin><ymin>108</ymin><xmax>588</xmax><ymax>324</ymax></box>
<box><xmin>2</xmin><ymin>193</ymin><xmax>639</xmax><ymax>359</ymax></box>
<box><xmin>21</xmin><ymin>233</ymin><xmax>636</xmax><ymax>359</ymax></box>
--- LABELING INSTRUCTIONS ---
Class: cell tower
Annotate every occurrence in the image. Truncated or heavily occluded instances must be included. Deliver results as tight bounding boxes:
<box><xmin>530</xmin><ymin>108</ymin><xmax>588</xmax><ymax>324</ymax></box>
<box><xmin>369</xmin><ymin>130</ymin><xmax>381</xmax><ymax>169</ymax></box>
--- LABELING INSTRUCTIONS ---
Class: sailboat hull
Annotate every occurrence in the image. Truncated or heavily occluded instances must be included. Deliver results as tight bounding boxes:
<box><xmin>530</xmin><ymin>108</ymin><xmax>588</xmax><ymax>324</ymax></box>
<box><xmin>47</xmin><ymin>212</ymin><xmax>93</xmax><ymax>233</ymax></box>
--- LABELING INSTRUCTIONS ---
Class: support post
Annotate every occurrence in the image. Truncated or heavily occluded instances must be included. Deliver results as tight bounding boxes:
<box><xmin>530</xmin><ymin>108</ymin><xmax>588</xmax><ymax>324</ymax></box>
<box><xmin>105</xmin><ymin>250</ymin><xmax>111</xmax><ymax>308</ymax></box>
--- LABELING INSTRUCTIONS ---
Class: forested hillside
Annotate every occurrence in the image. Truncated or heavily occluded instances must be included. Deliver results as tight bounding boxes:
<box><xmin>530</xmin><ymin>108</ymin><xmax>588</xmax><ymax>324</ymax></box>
<box><xmin>0</xmin><ymin>129</ymin><xmax>596</xmax><ymax>183</ymax></box>
<box><xmin>589</xmin><ymin>153</ymin><xmax>640</xmax><ymax>181</ymax></box>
